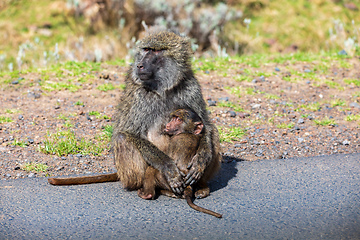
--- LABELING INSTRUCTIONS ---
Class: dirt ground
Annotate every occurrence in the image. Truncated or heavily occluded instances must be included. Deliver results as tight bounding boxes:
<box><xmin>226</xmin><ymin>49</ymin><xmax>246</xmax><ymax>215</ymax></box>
<box><xmin>1</xmin><ymin>56</ymin><xmax>360</xmax><ymax>180</ymax></box>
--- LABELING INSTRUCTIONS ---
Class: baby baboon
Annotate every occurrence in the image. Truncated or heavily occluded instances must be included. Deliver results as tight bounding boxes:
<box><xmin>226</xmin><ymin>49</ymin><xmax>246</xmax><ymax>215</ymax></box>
<box><xmin>164</xmin><ymin>109</ymin><xmax>222</xmax><ymax>218</ymax></box>
<box><xmin>112</xmin><ymin>31</ymin><xmax>221</xmax><ymax>198</ymax></box>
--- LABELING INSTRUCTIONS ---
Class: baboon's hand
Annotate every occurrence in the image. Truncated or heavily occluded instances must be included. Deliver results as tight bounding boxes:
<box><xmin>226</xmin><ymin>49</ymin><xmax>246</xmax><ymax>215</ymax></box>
<box><xmin>184</xmin><ymin>153</ymin><xmax>207</xmax><ymax>186</ymax></box>
<box><xmin>165</xmin><ymin>167</ymin><xmax>185</xmax><ymax>195</ymax></box>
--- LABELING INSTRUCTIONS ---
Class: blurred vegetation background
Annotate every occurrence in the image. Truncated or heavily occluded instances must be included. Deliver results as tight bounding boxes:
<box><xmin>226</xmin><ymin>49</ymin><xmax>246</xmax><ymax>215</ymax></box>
<box><xmin>0</xmin><ymin>0</ymin><xmax>359</xmax><ymax>71</ymax></box>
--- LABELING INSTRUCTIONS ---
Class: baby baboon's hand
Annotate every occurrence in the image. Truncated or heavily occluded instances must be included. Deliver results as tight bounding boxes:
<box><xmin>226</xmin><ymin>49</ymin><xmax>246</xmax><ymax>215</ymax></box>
<box><xmin>184</xmin><ymin>153</ymin><xmax>207</xmax><ymax>186</ymax></box>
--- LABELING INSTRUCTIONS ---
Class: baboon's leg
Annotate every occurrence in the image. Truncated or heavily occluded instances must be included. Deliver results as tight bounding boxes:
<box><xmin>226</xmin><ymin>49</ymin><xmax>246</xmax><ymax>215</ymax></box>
<box><xmin>113</xmin><ymin>133</ymin><xmax>147</xmax><ymax>190</ymax></box>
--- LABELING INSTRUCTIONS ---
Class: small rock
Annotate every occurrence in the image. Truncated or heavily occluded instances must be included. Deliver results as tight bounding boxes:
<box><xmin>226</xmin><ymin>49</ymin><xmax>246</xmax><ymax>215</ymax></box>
<box><xmin>251</xmin><ymin>103</ymin><xmax>261</xmax><ymax>109</ymax></box>
<box><xmin>229</xmin><ymin>111</ymin><xmax>236</xmax><ymax>117</ymax></box>
<box><xmin>297</xmin><ymin>118</ymin><xmax>305</xmax><ymax>124</ymax></box>
<box><xmin>259</xmin><ymin>75</ymin><xmax>265</xmax><ymax>82</ymax></box>
<box><xmin>304</xmin><ymin>69</ymin><xmax>311</xmax><ymax>73</ymax></box>
<box><xmin>306</xmin><ymin>81</ymin><xmax>311</xmax><ymax>84</ymax></box>
<box><xmin>28</xmin><ymin>173</ymin><xmax>36</xmax><ymax>178</ymax></box>
<box><xmin>11</xmin><ymin>80</ymin><xmax>19</xmax><ymax>85</ymax></box>
<box><xmin>218</xmin><ymin>97</ymin><xmax>229</xmax><ymax>102</ymax></box>
<box><xmin>238</xmin><ymin>112</ymin><xmax>250</xmax><ymax>118</ymax></box>
<box><xmin>298</xmin><ymin>138</ymin><xmax>304</xmax><ymax>143</ymax></box>
<box><xmin>208</xmin><ymin>100</ymin><xmax>217</xmax><ymax>106</ymax></box>
<box><xmin>55</xmin><ymin>166</ymin><xmax>64</xmax><ymax>171</ymax></box>
<box><xmin>14</xmin><ymin>166</ymin><xmax>21</xmax><ymax>170</ymax></box>
<box><xmin>338</xmin><ymin>49</ymin><xmax>348</xmax><ymax>55</ymax></box>
<box><xmin>18</xmin><ymin>115</ymin><xmax>24</xmax><ymax>120</ymax></box>
<box><xmin>54</xmin><ymin>105</ymin><xmax>60</xmax><ymax>109</ymax></box>
<box><xmin>349</xmin><ymin>102</ymin><xmax>360</xmax><ymax>109</ymax></box>
<box><xmin>252</xmin><ymin>79</ymin><xmax>258</xmax><ymax>83</ymax></box>
<box><xmin>76</xmin><ymin>154</ymin><xmax>83</xmax><ymax>158</ymax></box>
<box><xmin>255</xmin><ymin>149</ymin><xmax>263</xmax><ymax>157</ymax></box>
<box><xmin>275</xmin><ymin>67</ymin><xmax>280</xmax><ymax>72</ymax></box>
<box><xmin>61</xmin><ymin>157</ymin><xmax>66</xmax><ymax>160</ymax></box>
<box><xmin>27</xmin><ymin>92</ymin><xmax>41</xmax><ymax>99</ymax></box>
<box><xmin>342</xmin><ymin>140</ymin><xmax>350</xmax><ymax>145</ymax></box>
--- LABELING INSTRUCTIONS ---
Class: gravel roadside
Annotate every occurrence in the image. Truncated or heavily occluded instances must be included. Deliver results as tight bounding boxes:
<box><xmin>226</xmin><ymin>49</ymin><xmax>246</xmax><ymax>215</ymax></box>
<box><xmin>1</xmin><ymin>57</ymin><xmax>360</xmax><ymax>180</ymax></box>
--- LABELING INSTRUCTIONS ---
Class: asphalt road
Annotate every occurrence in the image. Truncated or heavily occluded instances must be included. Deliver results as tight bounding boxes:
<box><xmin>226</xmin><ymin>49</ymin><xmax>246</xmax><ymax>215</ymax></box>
<box><xmin>1</xmin><ymin>153</ymin><xmax>359</xmax><ymax>240</ymax></box>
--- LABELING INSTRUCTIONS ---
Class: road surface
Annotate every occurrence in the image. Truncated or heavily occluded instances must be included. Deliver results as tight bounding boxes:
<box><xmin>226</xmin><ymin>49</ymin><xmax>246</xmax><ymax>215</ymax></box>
<box><xmin>1</xmin><ymin>153</ymin><xmax>359</xmax><ymax>239</ymax></box>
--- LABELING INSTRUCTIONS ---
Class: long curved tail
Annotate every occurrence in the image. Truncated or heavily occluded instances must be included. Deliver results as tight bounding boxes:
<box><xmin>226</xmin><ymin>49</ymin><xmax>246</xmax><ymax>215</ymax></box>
<box><xmin>184</xmin><ymin>186</ymin><xmax>222</xmax><ymax>218</ymax></box>
<box><xmin>48</xmin><ymin>172</ymin><xmax>119</xmax><ymax>185</ymax></box>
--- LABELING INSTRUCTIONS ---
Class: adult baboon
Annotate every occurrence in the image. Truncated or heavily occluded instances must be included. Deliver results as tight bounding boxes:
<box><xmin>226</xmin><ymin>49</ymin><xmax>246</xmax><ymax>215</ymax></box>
<box><xmin>112</xmin><ymin>31</ymin><xmax>221</xmax><ymax>198</ymax></box>
<box><xmin>48</xmin><ymin>31</ymin><xmax>221</xmax><ymax>201</ymax></box>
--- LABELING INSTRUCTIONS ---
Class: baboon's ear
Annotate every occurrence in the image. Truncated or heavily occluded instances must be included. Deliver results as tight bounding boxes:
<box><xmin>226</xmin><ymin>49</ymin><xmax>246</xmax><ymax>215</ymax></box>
<box><xmin>193</xmin><ymin>122</ymin><xmax>204</xmax><ymax>135</ymax></box>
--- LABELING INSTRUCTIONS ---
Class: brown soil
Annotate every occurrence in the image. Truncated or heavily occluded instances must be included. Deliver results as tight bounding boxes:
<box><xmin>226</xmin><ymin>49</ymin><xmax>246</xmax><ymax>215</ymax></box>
<box><xmin>1</xmin><ymin>57</ymin><xmax>360</xmax><ymax>180</ymax></box>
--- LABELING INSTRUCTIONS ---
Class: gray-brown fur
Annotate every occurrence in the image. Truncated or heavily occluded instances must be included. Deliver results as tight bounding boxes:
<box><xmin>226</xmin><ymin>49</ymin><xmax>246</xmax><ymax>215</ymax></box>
<box><xmin>161</xmin><ymin>108</ymin><xmax>222</xmax><ymax>218</ymax></box>
<box><xmin>112</xmin><ymin>31</ymin><xmax>221</xmax><ymax>198</ymax></box>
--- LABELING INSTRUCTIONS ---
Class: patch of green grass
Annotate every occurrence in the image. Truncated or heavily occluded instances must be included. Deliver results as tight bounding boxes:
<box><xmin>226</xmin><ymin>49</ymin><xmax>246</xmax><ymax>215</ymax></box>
<box><xmin>265</xmin><ymin>93</ymin><xmax>280</xmax><ymax>100</ymax></box>
<box><xmin>89</xmin><ymin>111</ymin><xmax>100</xmax><ymax>116</ymax></box>
<box><xmin>107</xmin><ymin>59</ymin><xmax>127</xmax><ymax>66</ymax></box>
<box><xmin>42</xmin><ymin>81</ymin><xmax>81</xmax><ymax>92</ymax></box>
<box><xmin>344</xmin><ymin>79</ymin><xmax>360</xmax><ymax>87</ymax></box>
<box><xmin>218</xmin><ymin>126</ymin><xmax>246</xmax><ymax>143</ymax></box>
<box><xmin>63</xmin><ymin>121</ymin><xmax>74</xmax><ymax>128</ymax></box>
<box><xmin>97</xmin><ymin>83</ymin><xmax>115</xmax><ymax>91</ymax></box>
<box><xmin>49</xmin><ymin>61</ymin><xmax>101</xmax><ymax>76</ymax></box>
<box><xmin>22</xmin><ymin>162</ymin><xmax>49</xmax><ymax>172</ymax></box>
<box><xmin>338</xmin><ymin>60</ymin><xmax>352</xmax><ymax>69</ymax></box>
<box><xmin>217</xmin><ymin>101</ymin><xmax>245</xmax><ymax>112</ymax></box>
<box><xmin>97</xmin><ymin>114</ymin><xmax>111</xmax><ymax>120</ymax></box>
<box><xmin>300</xmin><ymin>102</ymin><xmax>321</xmax><ymax>112</ymax></box>
<box><xmin>228</xmin><ymin>86</ymin><xmax>257</xmax><ymax>98</ymax></box>
<box><xmin>119</xmin><ymin>83</ymin><xmax>126</xmax><ymax>90</ymax></box>
<box><xmin>325</xmin><ymin>80</ymin><xmax>343</xmax><ymax>90</ymax></box>
<box><xmin>330</xmin><ymin>99</ymin><xmax>346</xmax><ymax>107</ymax></box>
<box><xmin>193</xmin><ymin>57</ymin><xmax>231</xmax><ymax>73</ymax></box>
<box><xmin>234</xmin><ymin>75</ymin><xmax>252</xmax><ymax>82</ymax></box>
<box><xmin>345</xmin><ymin>114</ymin><xmax>360</xmax><ymax>121</ymax></box>
<box><xmin>74</xmin><ymin>101</ymin><xmax>84</xmax><ymax>106</ymax></box>
<box><xmin>57</xmin><ymin>114</ymin><xmax>69</xmax><ymax>121</ymax></box>
<box><xmin>268</xmin><ymin>117</ymin><xmax>275</xmax><ymax>124</ymax></box>
<box><xmin>5</xmin><ymin>109</ymin><xmax>21</xmax><ymax>114</ymax></box>
<box><xmin>314</xmin><ymin>117</ymin><xmax>336</xmax><ymax>126</ymax></box>
<box><xmin>276</xmin><ymin>122</ymin><xmax>294</xmax><ymax>129</ymax></box>
<box><xmin>12</xmin><ymin>139</ymin><xmax>27</xmax><ymax>147</ymax></box>
<box><xmin>39</xmin><ymin>130</ymin><xmax>109</xmax><ymax>157</ymax></box>
<box><xmin>0</xmin><ymin>116</ymin><xmax>13</xmax><ymax>123</ymax></box>
<box><xmin>102</xmin><ymin>125</ymin><xmax>113</xmax><ymax>139</ymax></box>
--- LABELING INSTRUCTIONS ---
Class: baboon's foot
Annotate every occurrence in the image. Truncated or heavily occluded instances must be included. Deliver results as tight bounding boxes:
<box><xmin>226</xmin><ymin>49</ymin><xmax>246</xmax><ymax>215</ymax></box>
<box><xmin>138</xmin><ymin>188</ymin><xmax>155</xmax><ymax>200</ymax></box>
<box><xmin>194</xmin><ymin>186</ymin><xmax>210</xmax><ymax>199</ymax></box>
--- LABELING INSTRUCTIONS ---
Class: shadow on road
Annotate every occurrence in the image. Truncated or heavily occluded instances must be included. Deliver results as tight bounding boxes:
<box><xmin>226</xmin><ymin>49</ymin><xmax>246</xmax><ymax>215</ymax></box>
<box><xmin>209</xmin><ymin>155</ymin><xmax>244</xmax><ymax>193</ymax></box>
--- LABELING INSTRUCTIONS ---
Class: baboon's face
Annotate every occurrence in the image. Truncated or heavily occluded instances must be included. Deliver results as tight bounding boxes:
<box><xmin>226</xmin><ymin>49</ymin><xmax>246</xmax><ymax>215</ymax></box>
<box><xmin>134</xmin><ymin>48</ymin><xmax>166</xmax><ymax>91</ymax></box>
<box><xmin>131</xmin><ymin>32</ymin><xmax>191</xmax><ymax>94</ymax></box>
